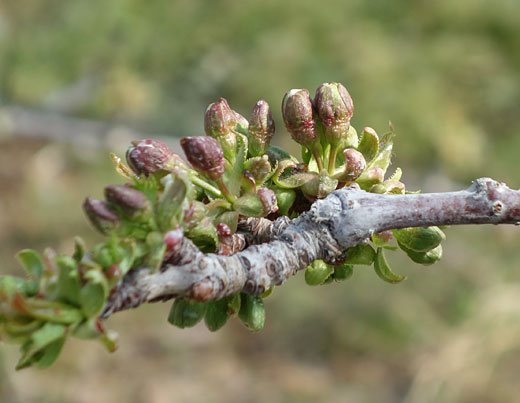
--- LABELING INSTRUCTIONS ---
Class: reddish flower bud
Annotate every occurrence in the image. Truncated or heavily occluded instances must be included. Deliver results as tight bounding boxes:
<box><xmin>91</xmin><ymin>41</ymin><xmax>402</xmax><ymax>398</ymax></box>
<box><xmin>104</xmin><ymin>184</ymin><xmax>151</xmax><ymax>218</ymax></box>
<box><xmin>204</xmin><ymin>98</ymin><xmax>238</xmax><ymax>161</ymax></box>
<box><xmin>282</xmin><ymin>89</ymin><xmax>319</xmax><ymax>148</ymax></box>
<box><xmin>257</xmin><ymin>188</ymin><xmax>278</xmax><ymax>215</ymax></box>
<box><xmin>83</xmin><ymin>197</ymin><xmax>120</xmax><ymax>234</ymax></box>
<box><xmin>248</xmin><ymin>100</ymin><xmax>275</xmax><ymax>157</ymax></box>
<box><xmin>314</xmin><ymin>82</ymin><xmax>354</xmax><ymax>147</ymax></box>
<box><xmin>341</xmin><ymin>148</ymin><xmax>366</xmax><ymax>181</ymax></box>
<box><xmin>126</xmin><ymin>139</ymin><xmax>187</xmax><ymax>176</ymax></box>
<box><xmin>180</xmin><ymin>136</ymin><xmax>226</xmax><ymax>181</ymax></box>
<box><xmin>216</xmin><ymin>223</ymin><xmax>232</xmax><ymax>239</ymax></box>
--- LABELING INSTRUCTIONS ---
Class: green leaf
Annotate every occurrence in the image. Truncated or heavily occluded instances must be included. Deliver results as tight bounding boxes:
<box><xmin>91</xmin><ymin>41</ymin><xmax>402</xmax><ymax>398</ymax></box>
<box><xmin>16</xmin><ymin>322</ymin><xmax>66</xmax><ymax>370</ymax></box>
<box><xmin>55</xmin><ymin>255</ymin><xmax>81</xmax><ymax>306</ymax></box>
<box><xmin>305</xmin><ymin>260</ymin><xmax>334</xmax><ymax>286</ymax></box>
<box><xmin>168</xmin><ymin>298</ymin><xmax>207</xmax><ymax>328</ymax></box>
<box><xmin>16</xmin><ymin>249</ymin><xmax>44</xmax><ymax>281</ymax></box>
<box><xmin>234</xmin><ymin>193</ymin><xmax>264</xmax><ymax>217</ymax></box>
<box><xmin>275</xmin><ymin>172</ymin><xmax>318</xmax><ymax>189</ymax></box>
<box><xmin>215</xmin><ymin>211</ymin><xmax>239</xmax><ymax>233</ymax></box>
<box><xmin>227</xmin><ymin>293</ymin><xmax>241</xmax><ymax>317</ymax></box>
<box><xmin>393</xmin><ymin>227</ymin><xmax>446</xmax><ymax>252</ymax></box>
<box><xmin>344</xmin><ymin>244</ymin><xmax>376</xmax><ymax>265</ymax></box>
<box><xmin>34</xmin><ymin>337</ymin><xmax>66</xmax><ymax>369</ymax></box>
<box><xmin>368</xmin><ymin>130</ymin><xmax>395</xmax><ymax>174</ymax></box>
<box><xmin>238</xmin><ymin>293</ymin><xmax>265</xmax><ymax>332</ymax></box>
<box><xmin>273</xmin><ymin>188</ymin><xmax>296</xmax><ymax>216</ymax></box>
<box><xmin>223</xmin><ymin>133</ymin><xmax>248</xmax><ymax>196</ymax></box>
<box><xmin>79</xmin><ymin>270</ymin><xmax>109</xmax><ymax>318</ymax></box>
<box><xmin>373</xmin><ymin>248</ymin><xmax>406</xmax><ymax>284</ymax></box>
<box><xmin>204</xmin><ymin>298</ymin><xmax>230</xmax><ymax>332</ymax></box>
<box><xmin>156</xmin><ymin>173</ymin><xmax>188</xmax><ymax>232</ymax></box>
<box><xmin>301</xmin><ymin>170</ymin><xmax>338</xmax><ymax>198</ymax></box>
<box><xmin>332</xmin><ymin>264</ymin><xmax>354</xmax><ymax>281</ymax></box>
<box><xmin>22</xmin><ymin>298</ymin><xmax>83</xmax><ymax>324</ymax></box>
<box><xmin>357</xmin><ymin>127</ymin><xmax>379</xmax><ymax>162</ymax></box>
<box><xmin>188</xmin><ymin>217</ymin><xmax>218</xmax><ymax>252</ymax></box>
<box><xmin>398</xmin><ymin>242</ymin><xmax>443</xmax><ymax>266</ymax></box>
<box><xmin>267</xmin><ymin>145</ymin><xmax>298</xmax><ymax>166</ymax></box>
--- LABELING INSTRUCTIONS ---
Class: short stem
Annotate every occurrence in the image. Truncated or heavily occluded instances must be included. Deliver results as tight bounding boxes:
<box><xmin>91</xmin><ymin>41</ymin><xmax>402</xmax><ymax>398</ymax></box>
<box><xmin>216</xmin><ymin>178</ymin><xmax>235</xmax><ymax>203</ymax></box>
<box><xmin>312</xmin><ymin>149</ymin><xmax>324</xmax><ymax>172</ymax></box>
<box><xmin>190</xmin><ymin>175</ymin><xmax>223</xmax><ymax>198</ymax></box>
<box><xmin>328</xmin><ymin>145</ymin><xmax>339</xmax><ymax>175</ymax></box>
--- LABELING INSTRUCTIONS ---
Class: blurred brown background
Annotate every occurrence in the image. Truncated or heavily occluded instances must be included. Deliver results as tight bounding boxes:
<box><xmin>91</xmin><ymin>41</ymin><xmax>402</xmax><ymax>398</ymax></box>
<box><xmin>1</xmin><ymin>1</ymin><xmax>520</xmax><ymax>402</ymax></box>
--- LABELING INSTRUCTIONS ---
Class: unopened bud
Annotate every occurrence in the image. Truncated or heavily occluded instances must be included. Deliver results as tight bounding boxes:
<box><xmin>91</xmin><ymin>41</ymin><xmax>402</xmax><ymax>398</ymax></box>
<box><xmin>83</xmin><ymin>197</ymin><xmax>120</xmax><ymax>234</ymax></box>
<box><xmin>204</xmin><ymin>98</ymin><xmax>238</xmax><ymax>161</ymax></box>
<box><xmin>126</xmin><ymin>139</ymin><xmax>187</xmax><ymax>176</ymax></box>
<box><xmin>314</xmin><ymin>82</ymin><xmax>354</xmax><ymax>147</ymax></box>
<box><xmin>248</xmin><ymin>100</ymin><xmax>275</xmax><ymax>156</ymax></box>
<box><xmin>163</xmin><ymin>227</ymin><xmax>184</xmax><ymax>260</ymax></box>
<box><xmin>104</xmin><ymin>185</ymin><xmax>151</xmax><ymax>218</ymax></box>
<box><xmin>216</xmin><ymin>223</ymin><xmax>232</xmax><ymax>239</ymax></box>
<box><xmin>180</xmin><ymin>136</ymin><xmax>226</xmax><ymax>181</ymax></box>
<box><xmin>282</xmin><ymin>89</ymin><xmax>319</xmax><ymax>148</ymax></box>
<box><xmin>257</xmin><ymin>188</ymin><xmax>278</xmax><ymax>215</ymax></box>
<box><xmin>357</xmin><ymin>167</ymin><xmax>384</xmax><ymax>190</ymax></box>
<box><xmin>340</xmin><ymin>148</ymin><xmax>366</xmax><ymax>181</ymax></box>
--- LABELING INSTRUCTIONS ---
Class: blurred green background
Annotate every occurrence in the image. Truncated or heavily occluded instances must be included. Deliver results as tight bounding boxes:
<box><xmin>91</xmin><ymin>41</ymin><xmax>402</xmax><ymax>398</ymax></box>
<box><xmin>1</xmin><ymin>1</ymin><xmax>520</xmax><ymax>402</ymax></box>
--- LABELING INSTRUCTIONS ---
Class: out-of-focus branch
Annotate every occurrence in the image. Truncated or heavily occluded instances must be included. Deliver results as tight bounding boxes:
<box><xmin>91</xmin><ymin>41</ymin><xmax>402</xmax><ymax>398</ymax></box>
<box><xmin>101</xmin><ymin>177</ymin><xmax>520</xmax><ymax>318</ymax></box>
<box><xmin>0</xmin><ymin>105</ymin><xmax>177</xmax><ymax>150</ymax></box>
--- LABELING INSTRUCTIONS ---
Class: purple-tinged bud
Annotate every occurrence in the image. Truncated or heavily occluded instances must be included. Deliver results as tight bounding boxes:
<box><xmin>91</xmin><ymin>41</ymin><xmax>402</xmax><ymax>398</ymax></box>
<box><xmin>83</xmin><ymin>197</ymin><xmax>120</xmax><ymax>234</ymax></box>
<box><xmin>357</xmin><ymin>167</ymin><xmax>385</xmax><ymax>190</ymax></box>
<box><xmin>163</xmin><ymin>227</ymin><xmax>184</xmax><ymax>260</ymax></box>
<box><xmin>314</xmin><ymin>82</ymin><xmax>354</xmax><ymax>147</ymax></box>
<box><xmin>257</xmin><ymin>188</ymin><xmax>278</xmax><ymax>215</ymax></box>
<box><xmin>104</xmin><ymin>185</ymin><xmax>151</xmax><ymax>218</ymax></box>
<box><xmin>204</xmin><ymin>98</ymin><xmax>238</xmax><ymax>161</ymax></box>
<box><xmin>340</xmin><ymin>148</ymin><xmax>366</xmax><ymax>181</ymax></box>
<box><xmin>248</xmin><ymin>100</ymin><xmax>275</xmax><ymax>157</ymax></box>
<box><xmin>126</xmin><ymin>139</ymin><xmax>187</xmax><ymax>176</ymax></box>
<box><xmin>282</xmin><ymin>89</ymin><xmax>319</xmax><ymax>148</ymax></box>
<box><xmin>216</xmin><ymin>223</ymin><xmax>232</xmax><ymax>239</ymax></box>
<box><xmin>180</xmin><ymin>136</ymin><xmax>226</xmax><ymax>181</ymax></box>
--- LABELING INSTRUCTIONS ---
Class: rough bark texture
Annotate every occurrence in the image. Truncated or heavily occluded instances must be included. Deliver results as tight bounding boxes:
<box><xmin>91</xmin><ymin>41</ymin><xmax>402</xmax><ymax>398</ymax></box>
<box><xmin>101</xmin><ymin>177</ymin><xmax>520</xmax><ymax>318</ymax></box>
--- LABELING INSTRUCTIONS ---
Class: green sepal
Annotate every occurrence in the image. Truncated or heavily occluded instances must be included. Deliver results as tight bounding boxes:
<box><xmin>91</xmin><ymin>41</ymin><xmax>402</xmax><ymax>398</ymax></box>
<box><xmin>340</xmin><ymin>125</ymin><xmax>359</xmax><ymax>149</ymax></box>
<box><xmin>16</xmin><ymin>249</ymin><xmax>44</xmax><ymax>281</ymax></box>
<box><xmin>305</xmin><ymin>260</ymin><xmax>334</xmax><ymax>286</ymax></box>
<box><xmin>332</xmin><ymin>264</ymin><xmax>354</xmax><ymax>281</ymax></box>
<box><xmin>373</xmin><ymin>248</ymin><xmax>406</xmax><ymax>284</ymax></box>
<box><xmin>79</xmin><ymin>270</ymin><xmax>109</xmax><ymax>318</ymax></box>
<box><xmin>273</xmin><ymin>188</ymin><xmax>296</xmax><ymax>216</ymax></box>
<box><xmin>234</xmin><ymin>194</ymin><xmax>264</xmax><ymax>217</ymax></box>
<box><xmin>72</xmin><ymin>236</ymin><xmax>87</xmax><ymax>262</ymax></box>
<box><xmin>393</xmin><ymin>227</ymin><xmax>445</xmax><ymax>252</ymax></box>
<box><xmin>368</xmin><ymin>130</ymin><xmax>395</xmax><ymax>174</ymax></box>
<box><xmin>55</xmin><ymin>255</ymin><xmax>82</xmax><ymax>306</ymax></box>
<box><xmin>398</xmin><ymin>242</ymin><xmax>443</xmax><ymax>266</ymax></box>
<box><xmin>223</xmin><ymin>133</ymin><xmax>248</xmax><ymax>196</ymax></box>
<box><xmin>214</xmin><ymin>211</ymin><xmax>239</xmax><ymax>234</ymax></box>
<box><xmin>344</xmin><ymin>244</ymin><xmax>376</xmax><ymax>265</ymax></box>
<box><xmin>227</xmin><ymin>293</ymin><xmax>241</xmax><ymax>317</ymax></box>
<box><xmin>15</xmin><ymin>322</ymin><xmax>66</xmax><ymax>370</ymax></box>
<box><xmin>357</xmin><ymin>128</ymin><xmax>379</xmax><ymax>163</ymax></box>
<box><xmin>168</xmin><ymin>298</ymin><xmax>207</xmax><ymax>328</ymax></box>
<box><xmin>238</xmin><ymin>293</ymin><xmax>265</xmax><ymax>332</ymax></box>
<box><xmin>204</xmin><ymin>298</ymin><xmax>231</xmax><ymax>332</ymax></box>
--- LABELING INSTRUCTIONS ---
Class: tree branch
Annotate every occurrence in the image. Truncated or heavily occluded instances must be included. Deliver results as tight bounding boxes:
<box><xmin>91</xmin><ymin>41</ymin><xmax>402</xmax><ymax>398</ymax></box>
<box><xmin>101</xmin><ymin>177</ymin><xmax>520</xmax><ymax>318</ymax></box>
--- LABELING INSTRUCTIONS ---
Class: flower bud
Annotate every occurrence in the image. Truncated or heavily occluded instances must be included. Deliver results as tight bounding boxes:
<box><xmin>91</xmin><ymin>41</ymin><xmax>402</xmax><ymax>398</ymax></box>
<box><xmin>233</xmin><ymin>110</ymin><xmax>249</xmax><ymax>134</ymax></box>
<box><xmin>163</xmin><ymin>227</ymin><xmax>184</xmax><ymax>260</ymax></box>
<box><xmin>257</xmin><ymin>188</ymin><xmax>278</xmax><ymax>215</ymax></box>
<box><xmin>126</xmin><ymin>139</ymin><xmax>187</xmax><ymax>176</ymax></box>
<box><xmin>104</xmin><ymin>185</ymin><xmax>151</xmax><ymax>218</ymax></box>
<box><xmin>204</xmin><ymin>98</ymin><xmax>238</xmax><ymax>161</ymax></box>
<box><xmin>282</xmin><ymin>89</ymin><xmax>319</xmax><ymax>148</ymax></box>
<box><xmin>314</xmin><ymin>82</ymin><xmax>354</xmax><ymax>147</ymax></box>
<box><xmin>83</xmin><ymin>197</ymin><xmax>120</xmax><ymax>234</ymax></box>
<box><xmin>180</xmin><ymin>136</ymin><xmax>226</xmax><ymax>181</ymax></box>
<box><xmin>248</xmin><ymin>100</ymin><xmax>275</xmax><ymax>157</ymax></box>
<box><xmin>356</xmin><ymin>167</ymin><xmax>384</xmax><ymax>190</ymax></box>
<box><xmin>216</xmin><ymin>223</ymin><xmax>232</xmax><ymax>239</ymax></box>
<box><xmin>340</xmin><ymin>148</ymin><xmax>366</xmax><ymax>182</ymax></box>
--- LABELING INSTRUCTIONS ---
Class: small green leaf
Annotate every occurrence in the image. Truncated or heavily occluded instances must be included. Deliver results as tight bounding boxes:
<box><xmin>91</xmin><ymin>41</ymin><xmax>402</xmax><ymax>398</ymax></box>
<box><xmin>55</xmin><ymin>255</ymin><xmax>81</xmax><ymax>306</ymax></box>
<box><xmin>368</xmin><ymin>130</ymin><xmax>395</xmax><ymax>174</ymax></box>
<box><xmin>204</xmin><ymin>298</ymin><xmax>230</xmax><ymax>332</ymax></box>
<box><xmin>227</xmin><ymin>293</ymin><xmax>241</xmax><ymax>317</ymax></box>
<box><xmin>16</xmin><ymin>249</ymin><xmax>44</xmax><ymax>281</ymax></box>
<box><xmin>215</xmin><ymin>211</ymin><xmax>239</xmax><ymax>233</ymax></box>
<box><xmin>22</xmin><ymin>298</ymin><xmax>83</xmax><ymax>324</ymax></box>
<box><xmin>267</xmin><ymin>145</ymin><xmax>298</xmax><ymax>166</ymax></box>
<box><xmin>332</xmin><ymin>264</ymin><xmax>354</xmax><ymax>281</ymax></box>
<box><xmin>305</xmin><ymin>260</ymin><xmax>334</xmax><ymax>286</ymax></box>
<box><xmin>34</xmin><ymin>337</ymin><xmax>66</xmax><ymax>369</ymax></box>
<box><xmin>188</xmin><ymin>217</ymin><xmax>218</xmax><ymax>253</ymax></box>
<box><xmin>393</xmin><ymin>227</ymin><xmax>446</xmax><ymax>252</ymax></box>
<box><xmin>301</xmin><ymin>171</ymin><xmax>338</xmax><ymax>198</ymax></box>
<box><xmin>79</xmin><ymin>270</ymin><xmax>109</xmax><ymax>318</ymax></box>
<box><xmin>168</xmin><ymin>298</ymin><xmax>207</xmax><ymax>328</ymax></box>
<box><xmin>398</xmin><ymin>242</ymin><xmax>443</xmax><ymax>266</ymax></box>
<box><xmin>238</xmin><ymin>293</ymin><xmax>265</xmax><ymax>332</ymax></box>
<box><xmin>344</xmin><ymin>244</ymin><xmax>376</xmax><ymax>265</ymax></box>
<box><xmin>16</xmin><ymin>322</ymin><xmax>66</xmax><ymax>370</ymax></box>
<box><xmin>373</xmin><ymin>248</ymin><xmax>406</xmax><ymax>284</ymax></box>
<box><xmin>357</xmin><ymin>127</ymin><xmax>379</xmax><ymax>163</ymax></box>
<box><xmin>223</xmin><ymin>133</ymin><xmax>248</xmax><ymax>196</ymax></box>
<box><xmin>234</xmin><ymin>194</ymin><xmax>264</xmax><ymax>217</ymax></box>
<box><xmin>273</xmin><ymin>188</ymin><xmax>296</xmax><ymax>216</ymax></box>
<box><xmin>156</xmin><ymin>173</ymin><xmax>188</xmax><ymax>232</ymax></box>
